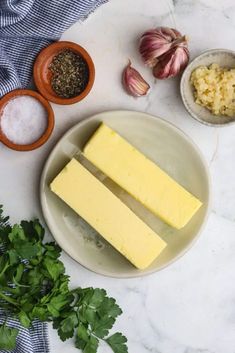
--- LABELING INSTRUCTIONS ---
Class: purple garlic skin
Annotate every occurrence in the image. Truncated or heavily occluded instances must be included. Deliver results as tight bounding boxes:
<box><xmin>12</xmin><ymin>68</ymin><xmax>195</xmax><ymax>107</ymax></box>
<box><xmin>123</xmin><ymin>61</ymin><xmax>150</xmax><ymax>97</ymax></box>
<box><xmin>153</xmin><ymin>45</ymin><xmax>189</xmax><ymax>79</ymax></box>
<box><xmin>139</xmin><ymin>27</ymin><xmax>189</xmax><ymax>79</ymax></box>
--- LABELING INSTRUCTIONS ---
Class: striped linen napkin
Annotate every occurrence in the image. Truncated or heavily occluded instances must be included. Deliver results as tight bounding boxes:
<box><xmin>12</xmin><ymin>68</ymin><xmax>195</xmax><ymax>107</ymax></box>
<box><xmin>0</xmin><ymin>2</ymin><xmax>108</xmax><ymax>351</ymax></box>
<box><xmin>0</xmin><ymin>312</ymin><xmax>49</xmax><ymax>353</ymax></box>
<box><xmin>0</xmin><ymin>0</ymin><xmax>108</xmax><ymax>97</ymax></box>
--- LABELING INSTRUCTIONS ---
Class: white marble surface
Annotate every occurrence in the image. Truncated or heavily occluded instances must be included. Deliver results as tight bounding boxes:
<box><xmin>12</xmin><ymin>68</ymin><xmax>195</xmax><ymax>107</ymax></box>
<box><xmin>1</xmin><ymin>0</ymin><xmax>235</xmax><ymax>352</ymax></box>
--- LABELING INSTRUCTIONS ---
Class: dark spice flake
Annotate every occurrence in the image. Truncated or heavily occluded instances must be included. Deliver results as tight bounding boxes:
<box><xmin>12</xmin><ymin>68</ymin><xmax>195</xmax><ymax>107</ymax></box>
<box><xmin>49</xmin><ymin>49</ymin><xmax>89</xmax><ymax>98</ymax></box>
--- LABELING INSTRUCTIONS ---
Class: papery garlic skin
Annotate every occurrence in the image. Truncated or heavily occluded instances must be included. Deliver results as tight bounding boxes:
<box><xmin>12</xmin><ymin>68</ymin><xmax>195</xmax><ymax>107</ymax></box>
<box><xmin>139</xmin><ymin>27</ymin><xmax>189</xmax><ymax>78</ymax></box>
<box><xmin>139</xmin><ymin>29</ymin><xmax>171</xmax><ymax>67</ymax></box>
<box><xmin>123</xmin><ymin>61</ymin><xmax>150</xmax><ymax>97</ymax></box>
<box><xmin>153</xmin><ymin>45</ymin><xmax>189</xmax><ymax>79</ymax></box>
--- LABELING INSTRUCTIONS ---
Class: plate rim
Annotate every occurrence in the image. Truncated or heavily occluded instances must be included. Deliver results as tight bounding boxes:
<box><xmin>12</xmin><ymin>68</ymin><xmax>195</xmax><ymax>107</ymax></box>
<box><xmin>40</xmin><ymin>109</ymin><xmax>212</xmax><ymax>278</ymax></box>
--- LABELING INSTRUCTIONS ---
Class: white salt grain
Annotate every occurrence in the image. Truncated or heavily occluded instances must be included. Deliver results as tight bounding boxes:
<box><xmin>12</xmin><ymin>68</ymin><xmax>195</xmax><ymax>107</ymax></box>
<box><xmin>0</xmin><ymin>96</ymin><xmax>48</xmax><ymax>145</ymax></box>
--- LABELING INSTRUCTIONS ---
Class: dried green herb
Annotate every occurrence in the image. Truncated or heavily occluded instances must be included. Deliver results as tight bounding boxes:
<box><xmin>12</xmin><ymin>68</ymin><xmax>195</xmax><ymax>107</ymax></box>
<box><xmin>49</xmin><ymin>49</ymin><xmax>89</xmax><ymax>98</ymax></box>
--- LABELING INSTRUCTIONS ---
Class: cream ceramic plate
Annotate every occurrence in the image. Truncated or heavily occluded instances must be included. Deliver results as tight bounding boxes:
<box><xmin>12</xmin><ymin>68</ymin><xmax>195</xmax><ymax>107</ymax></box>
<box><xmin>40</xmin><ymin>110</ymin><xmax>211</xmax><ymax>278</ymax></box>
<box><xmin>181</xmin><ymin>49</ymin><xmax>235</xmax><ymax>126</ymax></box>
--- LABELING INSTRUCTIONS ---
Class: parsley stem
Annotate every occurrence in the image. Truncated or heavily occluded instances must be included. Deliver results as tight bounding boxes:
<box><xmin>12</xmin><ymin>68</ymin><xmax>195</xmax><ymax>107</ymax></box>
<box><xmin>0</xmin><ymin>292</ymin><xmax>19</xmax><ymax>307</ymax></box>
<box><xmin>0</xmin><ymin>259</ymin><xmax>9</xmax><ymax>277</ymax></box>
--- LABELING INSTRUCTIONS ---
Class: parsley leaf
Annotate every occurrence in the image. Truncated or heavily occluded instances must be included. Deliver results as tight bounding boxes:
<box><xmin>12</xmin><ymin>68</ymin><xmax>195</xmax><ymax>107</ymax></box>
<box><xmin>98</xmin><ymin>297</ymin><xmax>122</xmax><ymax>319</ymax></box>
<box><xmin>0</xmin><ymin>324</ymin><xmax>19</xmax><ymax>350</ymax></box>
<box><xmin>43</xmin><ymin>257</ymin><xmax>65</xmax><ymax>281</ymax></box>
<box><xmin>76</xmin><ymin>325</ymin><xmax>98</xmax><ymax>353</ymax></box>
<box><xmin>54</xmin><ymin>312</ymin><xmax>78</xmax><ymax>341</ymax></box>
<box><xmin>91</xmin><ymin>315</ymin><xmax>115</xmax><ymax>338</ymax></box>
<box><xmin>84</xmin><ymin>335</ymin><xmax>99</xmax><ymax>353</ymax></box>
<box><xmin>18</xmin><ymin>311</ymin><xmax>31</xmax><ymax>328</ymax></box>
<box><xmin>106</xmin><ymin>333</ymin><xmax>128</xmax><ymax>353</ymax></box>
<box><xmin>47</xmin><ymin>294</ymin><xmax>71</xmax><ymax>317</ymax></box>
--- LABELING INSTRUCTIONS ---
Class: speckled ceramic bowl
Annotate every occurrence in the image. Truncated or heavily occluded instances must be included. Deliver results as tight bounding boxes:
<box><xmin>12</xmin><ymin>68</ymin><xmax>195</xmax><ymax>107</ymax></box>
<box><xmin>180</xmin><ymin>49</ymin><xmax>235</xmax><ymax>126</ymax></box>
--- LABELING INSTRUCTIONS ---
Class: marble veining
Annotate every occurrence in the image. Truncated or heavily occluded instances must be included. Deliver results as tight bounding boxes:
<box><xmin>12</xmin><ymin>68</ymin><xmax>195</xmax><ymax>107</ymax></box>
<box><xmin>1</xmin><ymin>1</ymin><xmax>235</xmax><ymax>352</ymax></box>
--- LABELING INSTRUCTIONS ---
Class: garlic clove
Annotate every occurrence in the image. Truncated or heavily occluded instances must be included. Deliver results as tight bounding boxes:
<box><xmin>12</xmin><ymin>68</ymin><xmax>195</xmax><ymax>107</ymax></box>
<box><xmin>140</xmin><ymin>29</ymin><xmax>172</xmax><ymax>67</ymax></box>
<box><xmin>123</xmin><ymin>61</ymin><xmax>150</xmax><ymax>97</ymax></box>
<box><xmin>153</xmin><ymin>46</ymin><xmax>189</xmax><ymax>79</ymax></box>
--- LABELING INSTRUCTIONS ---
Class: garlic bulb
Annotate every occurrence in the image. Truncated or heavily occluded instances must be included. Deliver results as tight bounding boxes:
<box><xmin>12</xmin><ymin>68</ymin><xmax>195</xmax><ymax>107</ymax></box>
<box><xmin>139</xmin><ymin>27</ymin><xmax>189</xmax><ymax>79</ymax></box>
<box><xmin>123</xmin><ymin>61</ymin><xmax>150</xmax><ymax>97</ymax></box>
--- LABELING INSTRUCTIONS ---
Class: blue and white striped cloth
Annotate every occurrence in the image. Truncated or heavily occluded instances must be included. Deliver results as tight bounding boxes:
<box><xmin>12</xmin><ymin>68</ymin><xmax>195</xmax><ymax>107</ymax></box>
<box><xmin>0</xmin><ymin>2</ymin><xmax>108</xmax><ymax>351</ymax></box>
<box><xmin>0</xmin><ymin>312</ymin><xmax>49</xmax><ymax>353</ymax></box>
<box><xmin>0</xmin><ymin>0</ymin><xmax>108</xmax><ymax>97</ymax></box>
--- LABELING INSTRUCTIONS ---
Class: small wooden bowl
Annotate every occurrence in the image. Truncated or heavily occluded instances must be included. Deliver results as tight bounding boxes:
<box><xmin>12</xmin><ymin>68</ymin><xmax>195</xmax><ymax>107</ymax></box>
<box><xmin>33</xmin><ymin>41</ymin><xmax>95</xmax><ymax>105</ymax></box>
<box><xmin>0</xmin><ymin>89</ymin><xmax>54</xmax><ymax>151</ymax></box>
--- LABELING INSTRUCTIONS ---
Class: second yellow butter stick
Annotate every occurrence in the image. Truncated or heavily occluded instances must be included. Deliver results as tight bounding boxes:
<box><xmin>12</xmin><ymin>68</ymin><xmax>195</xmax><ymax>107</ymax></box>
<box><xmin>50</xmin><ymin>159</ymin><xmax>166</xmax><ymax>270</ymax></box>
<box><xmin>83</xmin><ymin>123</ymin><xmax>202</xmax><ymax>229</ymax></box>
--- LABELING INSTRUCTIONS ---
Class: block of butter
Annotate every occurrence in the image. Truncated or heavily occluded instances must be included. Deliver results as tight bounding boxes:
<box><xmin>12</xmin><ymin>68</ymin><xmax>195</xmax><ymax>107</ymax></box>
<box><xmin>50</xmin><ymin>159</ymin><xmax>166</xmax><ymax>269</ymax></box>
<box><xmin>83</xmin><ymin>123</ymin><xmax>202</xmax><ymax>229</ymax></box>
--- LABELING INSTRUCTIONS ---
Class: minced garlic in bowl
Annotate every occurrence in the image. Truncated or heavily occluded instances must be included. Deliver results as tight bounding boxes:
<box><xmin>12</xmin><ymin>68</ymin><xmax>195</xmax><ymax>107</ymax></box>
<box><xmin>190</xmin><ymin>63</ymin><xmax>235</xmax><ymax>117</ymax></box>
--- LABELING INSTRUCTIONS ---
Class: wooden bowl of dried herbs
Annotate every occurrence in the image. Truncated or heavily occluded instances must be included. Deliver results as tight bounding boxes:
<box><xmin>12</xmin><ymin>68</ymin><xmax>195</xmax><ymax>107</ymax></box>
<box><xmin>33</xmin><ymin>41</ymin><xmax>95</xmax><ymax>105</ymax></box>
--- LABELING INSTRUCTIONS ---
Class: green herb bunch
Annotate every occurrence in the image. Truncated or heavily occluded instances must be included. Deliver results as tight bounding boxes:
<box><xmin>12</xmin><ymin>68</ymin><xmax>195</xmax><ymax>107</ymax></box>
<box><xmin>0</xmin><ymin>205</ymin><xmax>128</xmax><ymax>353</ymax></box>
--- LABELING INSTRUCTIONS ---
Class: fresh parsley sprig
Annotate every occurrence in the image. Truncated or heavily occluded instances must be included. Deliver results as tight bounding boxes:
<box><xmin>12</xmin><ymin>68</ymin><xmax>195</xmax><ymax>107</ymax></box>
<box><xmin>0</xmin><ymin>205</ymin><xmax>128</xmax><ymax>353</ymax></box>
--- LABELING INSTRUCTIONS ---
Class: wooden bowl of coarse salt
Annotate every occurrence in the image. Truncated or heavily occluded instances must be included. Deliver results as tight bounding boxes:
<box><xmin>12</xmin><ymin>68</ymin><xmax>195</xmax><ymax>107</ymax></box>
<box><xmin>0</xmin><ymin>89</ymin><xmax>54</xmax><ymax>151</ymax></box>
